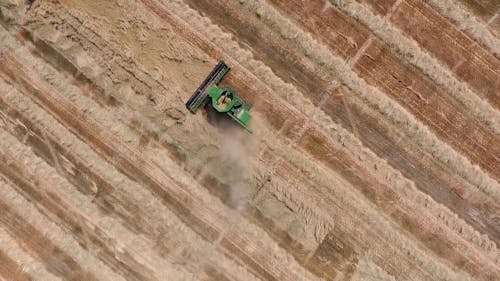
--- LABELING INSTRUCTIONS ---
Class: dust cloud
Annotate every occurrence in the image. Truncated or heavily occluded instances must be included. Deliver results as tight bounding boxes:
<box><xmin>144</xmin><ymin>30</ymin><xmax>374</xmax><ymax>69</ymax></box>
<box><xmin>219</xmin><ymin>116</ymin><xmax>261</xmax><ymax>212</ymax></box>
<box><xmin>217</xmin><ymin>131</ymin><xmax>255</xmax><ymax>212</ymax></box>
<box><xmin>201</xmin><ymin>108</ymin><xmax>263</xmax><ymax>213</ymax></box>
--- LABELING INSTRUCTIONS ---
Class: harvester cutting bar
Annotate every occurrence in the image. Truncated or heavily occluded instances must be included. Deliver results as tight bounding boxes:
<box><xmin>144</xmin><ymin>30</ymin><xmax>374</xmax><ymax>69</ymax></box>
<box><xmin>185</xmin><ymin>61</ymin><xmax>230</xmax><ymax>113</ymax></box>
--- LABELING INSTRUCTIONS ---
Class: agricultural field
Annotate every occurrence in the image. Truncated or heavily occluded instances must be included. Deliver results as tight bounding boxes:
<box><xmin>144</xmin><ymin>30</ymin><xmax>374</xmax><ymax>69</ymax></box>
<box><xmin>0</xmin><ymin>0</ymin><xmax>498</xmax><ymax>280</ymax></box>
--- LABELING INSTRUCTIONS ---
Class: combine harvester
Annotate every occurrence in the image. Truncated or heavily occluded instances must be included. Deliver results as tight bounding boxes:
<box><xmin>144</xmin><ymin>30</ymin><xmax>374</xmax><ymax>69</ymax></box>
<box><xmin>186</xmin><ymin>61</ymin><xmax>253</xmax><ymax>133</ymax></box>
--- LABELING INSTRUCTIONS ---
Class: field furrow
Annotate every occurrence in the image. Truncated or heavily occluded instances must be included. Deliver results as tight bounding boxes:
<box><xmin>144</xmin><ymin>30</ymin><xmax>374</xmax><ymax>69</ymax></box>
<box><xmin>255</xmin><ymin>0</ymin><xmax>500</xmax><ymax>238</ymax></box>
<box><xmin>150</xmin><ymin>0</ymin><xmax>500</xmax><ymax>201</ymax></box>
<box><xmin>327</xmin><ymin>0</ymin><xmax>500</xmax><ymax>133</ymax></box>
<box><xmin>0</xmin><ymin>0</ymin><xmax>497</xmax><ymax>280</ymax></box>
<box><xmin>0</xmin><ymin>198</ymin><xmax>99</xmax><ymax>281</ymax></box>
<box><xmin>392</xmin><ymin>0</ymin><xmax>500</xmax><ymax>108</ymax></box>
<box><xmin>352</xmin><ymin>37</ymin><xmax>499</xmax><ymax>180</ymax></box>
<box><xmin>0</xmin><ymin>164</ymin><xmax>126</xmax><ymax>281</ymax></box>
<box><xmin>47</xmin><ymin>0</ymin><xmax>500</xmax><ymax>262</ymax></box>
<box><xmin>0</xmin><ymin>47</ymin><xmax>321</xmax><ymax>281</ymax></box>
<box><xmin>0</xmin><ymin>74</ymin><xmax>259</xmax><ymax>281</ymax></box>
<box><xmin>425</xmin><ymin>0</ymin><xmax>500</xmax><ymax>56</ymax></box>
<box><xmin>0</xmin><ymin>127</ymin><xmax>195</xmax><ymax>281</ymax></box>
<box><xmin>0</xmin><ymin>224</ymin><xmax>61</xmax><ymax>281</ymax></box>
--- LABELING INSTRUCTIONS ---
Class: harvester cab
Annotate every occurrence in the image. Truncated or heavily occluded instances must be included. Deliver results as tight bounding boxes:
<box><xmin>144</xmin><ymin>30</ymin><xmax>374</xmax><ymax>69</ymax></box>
<box><xmin>185</xmin><ymin>61</ymin><xmax>252</xmax><ymax>133</ymax></box>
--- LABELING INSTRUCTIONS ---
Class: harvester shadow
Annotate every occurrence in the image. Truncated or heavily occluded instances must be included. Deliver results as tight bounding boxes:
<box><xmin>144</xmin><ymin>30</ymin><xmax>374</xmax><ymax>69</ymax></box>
<box><xmin>203</xmin><ymin>102</ymin><xmax>242</xmax><ymax>132</ymax></box>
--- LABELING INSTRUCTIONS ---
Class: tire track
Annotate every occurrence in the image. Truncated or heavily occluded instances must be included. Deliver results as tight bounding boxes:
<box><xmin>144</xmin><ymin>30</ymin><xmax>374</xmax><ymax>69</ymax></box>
<box><xmin>150</xmin><ymin>0</ymin><xmax>500</xmax><ymax>204</ymax></box>
<box><xmin>181</xmin><ymin>0</ymin><xmax>500</xmax><ymax>245</ymax></box>
<box><xmin>0</xmin><ymin>1</ymin><xmax>496</xmax><ymax>279</ymax></box>
<box><xmin>456</xmin><ymin>0</ymin><xmax>500</xmax><ymax>22</ymax></box>
<box><xmin>0</xmin><ymin>47</ymin><xmax>321</xmax><ymax>281</ymax></box>
<box><xmin>184</xmin><ymin>0</ymin><xmax>334</xmax><ymax>105</ymax></box>
<box><xmin>341</xmin><ymin>93</ymin><xmax>500</xmax><ymax>242</ymax></box>
<box><xmin>327</xmin><ymin>0</ymin><xmax>500</xmax><ymax>129</ymax></box>
<box><xmin>0</xmin><ymin>126</ymin><xmax>193</xmax><ymax>281</ymax></box>
<box><xmin>3</xmin><ymin>14</ymin><xmax>330</xmax><ymax>273</ymax></box>
<box><xmin>149</xmin><ymin>0</ymin><xmax>496</xmax><ymax>256</ymax></box>
<box><xmin>48</xmin><ymin>0</ymin><xmax>498</xmax><ymax>266</ymax></box>
<box><xmin>3</xmin><ymin>21</ymin><xmax>478</xmax><ymax>278</ymax></box>
<box><xmin>260</xmin><ymin>146</ymin><xmax>484</xmax><ymax>281</ymax></box>
<box><xmin>0</xmin><ymin>198</ymin><xmax>99</xmax><ymax>281</ymax></box>
<box><xmin>0</xmin><ymin>224</ymin><xmax>61</xmax><ymax>281</ymax></box>
<box><xmin>272</xmin><ymin>134</ymin><xmax>500</xmax><ymax>280</ymax></box>
<box><xmin>0</xmin><ymin>174</ymin><xmax>125</xmax><ymax>281</ymax></box>
<box><xmin>0</xmin><ymin>249</ymin><xmax>32</xmax><ymax>281</ymax></box>
<box><xmin>392</xmin><ymin>0</ymin><xmax>500</xmax><ymax>109</ymax></box>
<box><xmin>352</xmin><ymin>37</ymin><xmax>499</xmax><ymax>179</ymax></box>
<box><xmin>0</xmin><ymin>79</ymin><xmax>260</xmax><ymax>281</ymax></box>
<box><xmin>316</xmin><ymin>2</ymin><xmax>500</xmax><ymax>178</ymax></box>
<box><xmin>425</xmin><ymin>0</ymin><xmax>500</xmax><ymax>55</ymax></box>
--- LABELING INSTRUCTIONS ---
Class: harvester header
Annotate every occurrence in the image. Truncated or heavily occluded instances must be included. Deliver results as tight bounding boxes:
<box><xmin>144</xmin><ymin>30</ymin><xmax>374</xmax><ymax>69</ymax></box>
<box><xmin>186</xmin><ymin>61</ymin><xmax>253</xmax><ymax>133</ymax></box>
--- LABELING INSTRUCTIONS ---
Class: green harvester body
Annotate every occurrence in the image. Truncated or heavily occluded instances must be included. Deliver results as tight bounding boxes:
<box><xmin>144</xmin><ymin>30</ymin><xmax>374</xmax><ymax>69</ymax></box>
<box><xmin>185</xmin><ymin>61</ymin><xmax>252</xmax><ymax>133</ymax></box>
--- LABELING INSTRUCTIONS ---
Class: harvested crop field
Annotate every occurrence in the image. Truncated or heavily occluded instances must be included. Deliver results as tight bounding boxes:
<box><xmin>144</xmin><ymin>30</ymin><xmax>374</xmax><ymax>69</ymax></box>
<box><xmin>0</xmin><ymin>0</ymin><xmax>498</xmax><ymax>280</ymax></box>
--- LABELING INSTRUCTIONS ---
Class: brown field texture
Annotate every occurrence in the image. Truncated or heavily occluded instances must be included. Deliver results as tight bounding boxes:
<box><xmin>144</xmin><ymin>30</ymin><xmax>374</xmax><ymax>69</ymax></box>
<box><xmin>0</xmin><ymin>0</ymin><xmax>498</xmax><ymax>280</ymax></box>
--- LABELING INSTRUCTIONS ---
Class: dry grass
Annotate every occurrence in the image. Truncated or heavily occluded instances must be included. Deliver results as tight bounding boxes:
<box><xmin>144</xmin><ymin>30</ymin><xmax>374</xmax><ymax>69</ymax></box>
<box><xmin>0</xmin><ymin>124</ymin><xmax>196</xmax><ymax>280</ymax></box>
<box><xmin>0</xmin><ymin>131</ymin><xmax>129</xmax><ymax>281</ymax></box>
<box><xmin>354</xmin><ymin>256</ymin><xmax>399</xmax><ymax>281</ymax></box>
<box><xmin>327</xmin><ymin>0</ymin><xmax>500</xmax><ymax>134</ymax></box>
<box><xmin>1</xmin><ymin>73</ymin><xmax>262</xmax><ymax>281</ymax></box>
<box><xmin>162</xmin><ymin>0</ymin><xmax>500</xmax><ymax>207</ymax></box>
<box><xmin>263</xmin><ymin>169</ymin><xmax>333</xmax><ymax>244</ymax></box>
<box><xmin>3</xmin><ymin>20</ymin><xmax>322</xmax><ymax>279</ymax></box>
<box><xmin>2</xmin><ymin>1</ymin><xmax>498</xmax><ymax>279</ymax></box>
<box><xmin>22</xmin><ymin>5</ymin><xmax>442</xmax><ymax>276</ymax></box>
<box><xmin>163</xmin><ymin>0</ymin><xmax>500</xmax><ymax>255</ymax></box>
<box><xmin>0</xmin><ymin>222</ymin><xmax>63</xmax><ymax>281</ymax></box>
<box><xmin>425</xmin><ymin>0</ymin><xmax>500</xmax><ymax>58</ymax></box>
